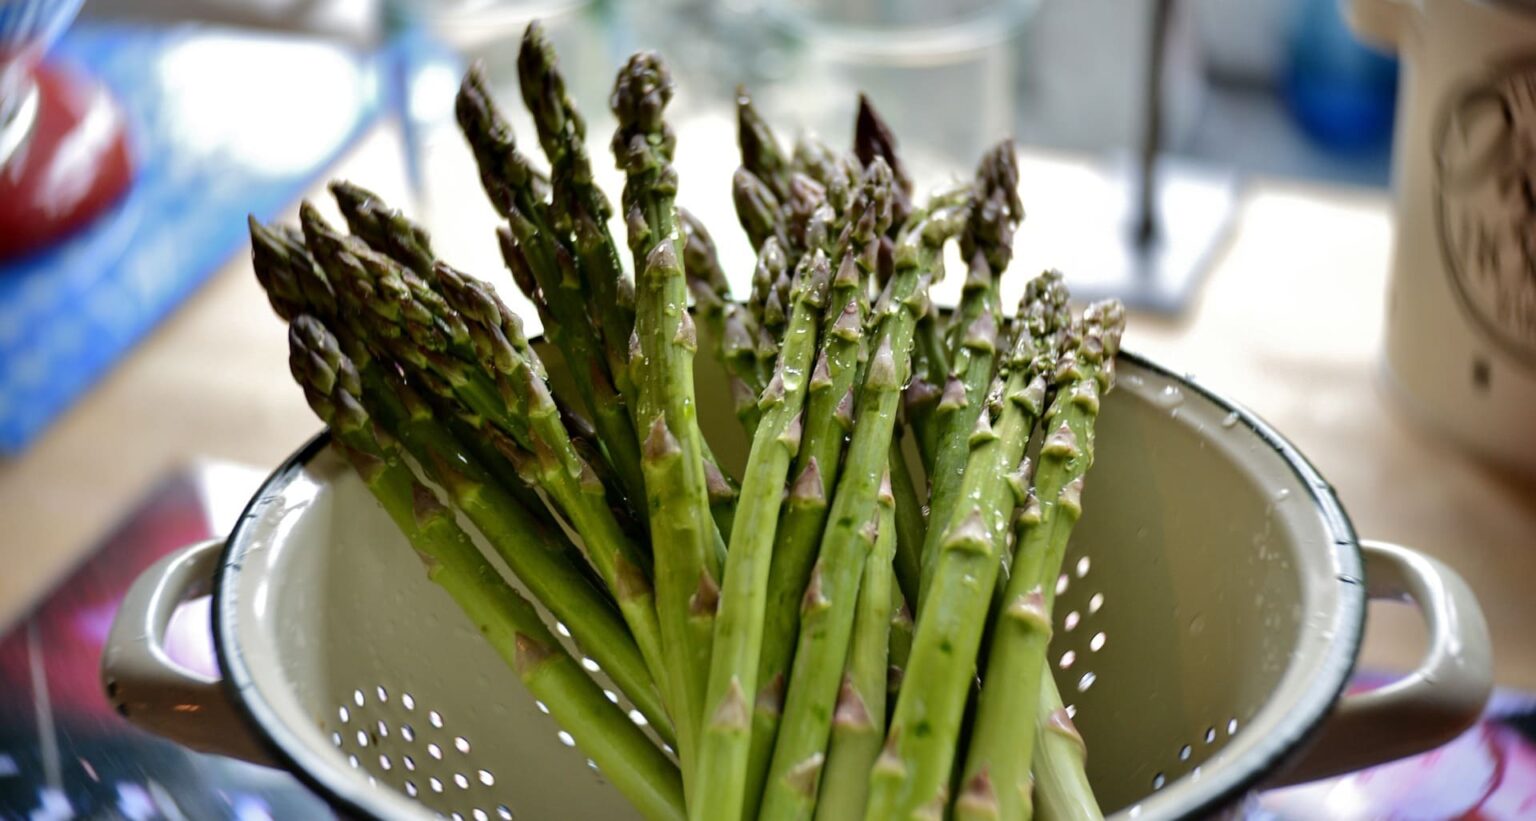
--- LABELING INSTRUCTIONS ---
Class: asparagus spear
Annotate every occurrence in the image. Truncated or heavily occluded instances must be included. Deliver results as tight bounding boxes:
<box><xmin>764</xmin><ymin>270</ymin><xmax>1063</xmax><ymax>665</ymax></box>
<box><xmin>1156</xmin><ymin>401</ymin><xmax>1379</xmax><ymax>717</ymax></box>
<box><xmin>813</xmin><ymin>476</ymin><xmax>897</xmax><ymax>821</ymax></box>
<box><xmin>958</xmin><ymin>299</ymin><xmax>1125</xmax><ymax>821</ymax></box>
<box><xmin>287</xmin><ymin>315</ymin><xmax>683</xmax><ymax>821</ymax></box>
<box><xmin>611</xmin><ymin>52</ymin><xmax>721</xmax><ymax>795</ymax></box>
<box><xmin>456</xmin><ymin>64</ymin><xmax>650</xmax><ymax>520</ymax></box>
<box><xmin>863</xmin><ymin>271</ymin><xmax>1069</xmax><ymax>820</ymax></box>
<box><xmin>758</xmin><ymin>184</ymin><xmax>973</xmax><ymax>821</ymax></box>
<box><xmin>735</xmin><ymin>167</ymin><xmax>788</xmax><ymax>256</ymax></box>
<box><xmin>918</xmin><ymin>142</ymin><xmax>1025</xmax><ymax>608</ymax></box>
<box><xmin>299</xmin><ymin>208</ymin><xmax>674</xmax><ymax>714</ymax></box>
<box><xmin>693</xmin><ymin>250</ymin><xmax>830</xmax><ymax>820</ymax></box>
<box><xmin>741</xmin><ymin>160</ymin><xmax>892</xmax><ymax>812</ymax></box>
<box><xmin>517</xmin><ymin>22</ymin><xmax>637</xmax><ymax>396</ymax></box>
<box><xmin>738</xmin><ymin>87</ymin><xmax>793</xmax><ymax>201</ymax></box>
<box><xmin>329</xmin><ymin>180</ymin><xmax>436</xmax><ymax>279</ymax></box>
<box><xmin>854</xmin><ymin>94</ymin><xmax>914</xmax><ymax>230</ymax></box>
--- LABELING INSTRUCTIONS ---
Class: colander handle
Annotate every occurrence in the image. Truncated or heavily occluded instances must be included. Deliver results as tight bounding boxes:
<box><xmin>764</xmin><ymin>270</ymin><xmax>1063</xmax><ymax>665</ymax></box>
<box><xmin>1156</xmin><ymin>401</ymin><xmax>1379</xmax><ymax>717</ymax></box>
<box><xmin>1270</xmin><ymin>540</ymin><xmax>1492</xmax><ymax>786</ymax></box>
<box><xmin>101</xmin><ymin>539</ymin><xmax>274</xmax><ymax>765</ymax></box>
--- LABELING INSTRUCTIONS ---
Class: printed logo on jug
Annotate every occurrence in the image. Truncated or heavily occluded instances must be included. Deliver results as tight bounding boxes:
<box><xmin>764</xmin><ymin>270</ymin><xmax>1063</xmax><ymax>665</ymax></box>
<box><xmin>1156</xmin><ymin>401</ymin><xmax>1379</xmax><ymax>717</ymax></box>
<box><xmin>1434</xmin><ymin>61</ymin><xmax>1536</xmax><ymax>367</ymax></box>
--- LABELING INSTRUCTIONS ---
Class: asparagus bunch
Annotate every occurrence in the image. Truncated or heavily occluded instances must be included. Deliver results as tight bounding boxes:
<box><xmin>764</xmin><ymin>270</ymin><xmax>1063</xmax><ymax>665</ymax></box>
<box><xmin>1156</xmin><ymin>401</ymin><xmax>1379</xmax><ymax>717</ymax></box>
<box><xmin>865</xmin><ymin>270</ymin><xmax>1070</xmax><ymax>819</ymax></box>
<box><xmin>286</xmin><ymin>315</ymin><xmax>684</xmax><ymax>821</ymax></box>
<box><xmin>758</xmin><ymin>181</ymin><xmax>974</xmax><ymax>821</ymax></box>
<box><xmin>959</xmin><ymin>300</ymin><xmax>1125</xmax><ymax>821</ymax></box>
<box><xmin>251</xmin><ymin>25</ymin><xmax>1132</xmax><ymax>821</ymax></box>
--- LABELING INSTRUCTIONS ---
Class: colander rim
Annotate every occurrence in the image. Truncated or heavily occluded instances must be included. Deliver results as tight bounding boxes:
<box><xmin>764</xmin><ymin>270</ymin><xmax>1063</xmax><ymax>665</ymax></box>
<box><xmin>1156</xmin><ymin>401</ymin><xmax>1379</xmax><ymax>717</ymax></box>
<box><xmin>209</xmin><ymin>349</ymin><xmax>1364</xmax><ymax>820</ymax></box>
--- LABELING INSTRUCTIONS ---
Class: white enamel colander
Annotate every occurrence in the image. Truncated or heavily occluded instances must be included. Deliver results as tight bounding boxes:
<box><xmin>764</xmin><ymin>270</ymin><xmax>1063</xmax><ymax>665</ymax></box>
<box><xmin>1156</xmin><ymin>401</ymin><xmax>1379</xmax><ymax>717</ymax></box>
<box><xmin>101</xmin><ymin>350</ymin><xmax>1492</xmax><ymax>820</ymax></box>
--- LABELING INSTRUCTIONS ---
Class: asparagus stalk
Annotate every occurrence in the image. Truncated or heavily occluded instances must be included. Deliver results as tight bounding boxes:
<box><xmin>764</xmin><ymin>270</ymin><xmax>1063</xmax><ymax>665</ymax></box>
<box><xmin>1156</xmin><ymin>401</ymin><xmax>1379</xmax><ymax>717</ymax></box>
<box><xmin>456</xmin><ymin>64</ymin><xmax>650</xmax><ymax>520</ymax></box>
<box><xmin>742</xmin><ymin>160</ymin><xmax>892</xmax><ymax>811</ymax></box>
<box><xmin>287</xmin><ymin>316</ymin><xmax>682</xmax><ymax>821</ymax></box>
<box><xmin>1030</xmin><ymin>675</ymin><xmax>1099</xmax><ymax>821</ymax></box>
<box><xmin>299</xmin><ymin>208</ymin><xmax>675</xmax><ymax>717</ymax></box>
<box><xmin>693</xmin><ymin>250</ymin><xmax>830</xmax><ymax>820</ymax></box>
<box><xmin>918</xmin><ymin>142</ymin><xmax>1025</xmax><ymax>607</ymax></box>
<box><xmin>958</xmin><ymin>299</ymin><xmax>1125</xmax><ymax>821</ymax></box>
<box><xmin>758</xmin><ymin>185</ymin><xmax>973</xmax><ymax>821</ymax></box>
<box><xmin>611</xmin><ymin>52</ymin><xmax>721</xmax><ymax>795</ymax></box>
<box><xmin>813</xmin><ymin>477</ymin><xmax>897</xmax><ymax>821</ymax></box>
<box><xmin>863</xmin><ymin>271</ymin><xmax>1069</xmax><ymax>820</ymax></box>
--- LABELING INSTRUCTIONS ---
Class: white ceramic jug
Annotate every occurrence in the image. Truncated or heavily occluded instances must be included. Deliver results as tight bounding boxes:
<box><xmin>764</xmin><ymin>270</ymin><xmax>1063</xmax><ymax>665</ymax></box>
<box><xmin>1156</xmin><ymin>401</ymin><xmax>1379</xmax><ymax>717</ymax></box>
<box><xmin>1351</xmin><ymin>0</ymin><xmax>1536</xmax><ymax>473</ymax></box>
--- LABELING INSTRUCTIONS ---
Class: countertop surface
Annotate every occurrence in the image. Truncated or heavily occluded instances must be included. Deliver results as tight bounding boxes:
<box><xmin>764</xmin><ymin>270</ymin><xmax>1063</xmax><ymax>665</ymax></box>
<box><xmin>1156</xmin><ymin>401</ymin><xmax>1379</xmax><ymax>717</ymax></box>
<box><xmin>2</xmin><ymin>127</ymin><xmax>1534</xmax><ymax>692</ymax></box>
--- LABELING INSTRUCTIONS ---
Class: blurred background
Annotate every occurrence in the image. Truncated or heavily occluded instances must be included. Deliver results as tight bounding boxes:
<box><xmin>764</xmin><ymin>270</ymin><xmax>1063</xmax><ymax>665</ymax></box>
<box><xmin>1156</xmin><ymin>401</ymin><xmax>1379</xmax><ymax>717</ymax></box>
<box><xmin>0</xmin><ymin>0</ymin><xmax>1402</xmax><ymax>455</ymax></box>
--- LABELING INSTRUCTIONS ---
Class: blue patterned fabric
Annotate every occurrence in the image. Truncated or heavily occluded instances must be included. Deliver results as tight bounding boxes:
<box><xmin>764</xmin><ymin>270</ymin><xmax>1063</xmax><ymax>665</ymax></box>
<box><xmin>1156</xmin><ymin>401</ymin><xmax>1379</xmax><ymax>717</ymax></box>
<box><xmin>0</xmin><ymin>24</ymin><xmax>382</xmax><ymax>454</ymax></box>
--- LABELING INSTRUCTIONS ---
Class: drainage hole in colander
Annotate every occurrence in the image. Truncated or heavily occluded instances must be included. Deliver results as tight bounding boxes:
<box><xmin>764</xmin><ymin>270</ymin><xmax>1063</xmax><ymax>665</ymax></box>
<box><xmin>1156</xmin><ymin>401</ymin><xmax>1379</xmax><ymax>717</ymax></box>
<box><xmin>429</xmin><ymin>710</ymin><xmax>444</xmax><ymax>728</ymax></box>
<box><xmin>1058</xmin><ymin>650</ymin><xmax>1076</xmax><ymax>670</ymax></box>
<box><xmin>376</xmin><ymin>719</ymin><xmax>389</xmax><ymax>738</ymax></box>
<box><xmin>479</xmin><ymin>769</ymin><xmax>495</xmax><ymax>786</ymax></box>
<box><xmin>429</xmin><ymin>776</ymin><xmax>444</xmax><ymax>793</ymax></box>
<box><xmin>1063</xmin><ymin>611</ymin><xmax>1080</xmax><ymax>631</ymax></box>
<box><xmin>1056</xmin><ymin>574</ymin><xmax>1069</xmax><ymax>595</ymax></box>
<box><xmin>587</xmin><ymin>758</ymin><xmax>600</xmax><ymax>772</ymax></box>
<box><xmin>405</xmin><ymin>780</ymin><xmax>417</xmax><ymax>797</ymax></box>
<box><xmin>1064</xmin><ymin>704</ymin><xmax>1076</xmax><ymax>719</ymax></box>
<box><xmin>556</xmin><ymin>621</ymin><xmax>572</xmax><ymax>638</ymax></box>
<box><xmin>1178</xmin><ymin>744</ymin><xmax>1192</xmax><ymax>761</ymax></box>
<box><xmin>1089</xmin><ymin>632</ymin><xmax>1106</xmax><ymax>652</ymax></box>
<box><xmin>1088</xmin><ymin>593</ymin><xmax>1103</xmax><ymax>614</ymax></box>
<box><xmin>403</xmin><ymin>754</ymin><xmax>416</xmax><ymax>771</ymax></box>
<box><xmin>376</xmin><ymin>685</ymin><xmax>388</xmax><ymax>702</ymax></box>
<box><xmin>339</xmin><ymin>706</ymin><xmax>350</xmax><ymax>723</ymax></box>
<box><xmin>603</xmin><ymin>689</ymin><xmax>619</xmax><ymax>704</ymax></box>
<box><xmin>356</xmin><ymin>730</ymin><xmax>369</xmax><ymax>747</ymax></box>
<box><xmin>331</xmin><ymin>731</ymin><xmax>342</xmax><ymax>747</ymax></box>
<box><xmin>455</xmin><ymin>772</ymin><xmax>470</xmax><ymax>789</ymax></box>
<box><xmin>536</xmin><ymin>700</ymin><xmax>551</xmax><ymax>714</ymax></box>
<box><xmin>379</xmin><ymin>754</ymin><xmax>392</xmax><ymax>771</ymax></box>
<box><xmin>348</xmin><ymin>754</ymin><xmax>359</xmax><ymax>769</ymax></box>
<box><xmin>1076</xmin><ymin>672</ymin><xmax>1095</xmax><ymax>692</ymax></box>
<box><xmin>427</xmin><ymin>742</ymin><xmax>443</xmax><ymax>760</ymax></box>
<box><xmin>581</xmin><ymin>657</ymin><xmax>602</xmax><ymax>673</ymax></box>
<box><xmin>1228</xmin><ymin>718</ymin><xmax>1239</xmax><ymax>735</ymax></box>
<box><xmin>1151</xmin><ymin>772</ymin><xmax>1166</xmax><ymax>790</ymax></box>
<box><xmin>497</xmin><ymin>805</ymin><xmax>513</xmax><ymax>819</ymax></box>
<box><xmin>1075</xmin><ymin>556</ymin><xmax>1090</xmax><ymax>578</ymax></box>
<box><xmin>558</xmin><ymin>730</ymin><xmax>576</xmax><ymax>747</ymax></box>
<box><xmin>473</xmin><ymin>810</ymin><xmax>489</xmax><ymax>821</ymax></box>
<box><xmin>353</xmin><ymin>688</ymin><xmax>365</xmax><ymax>707</ymax></box>
<box><xmin>402</xmin><ymin>692</ymin><xmax>416</xmax><ymax>711</ymax></box>
<box><xmin>628</xmin><ymin>709</ymin><xmax>648</xmax><ymax>727</ymax></box>
<box><xmin>401</xmin><ymin>724</ymin><xmax>415</xmax><ymax>742</ymax></box>
<box><xmin>456</xmin><ymin>735</ymin><xmax>471</xmax><ymax>753</ymax></box>
<box><xmin>1204</xmin><ymin>726</ymin><xmax>1216</xmax><ymax>744</ymax></box>
<box><xmin>452</xmin><ymin>813</ymin><xmax>464</xmax><ymax>821</ymax></box>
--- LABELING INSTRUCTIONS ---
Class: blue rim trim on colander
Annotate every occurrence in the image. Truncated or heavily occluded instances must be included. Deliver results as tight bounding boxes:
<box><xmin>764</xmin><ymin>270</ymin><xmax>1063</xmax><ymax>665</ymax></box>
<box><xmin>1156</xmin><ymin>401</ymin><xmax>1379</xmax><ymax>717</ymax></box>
<box><xmin>210</xmin><ymin>349</ymin><xmax>1365</xmax><ymax>820</ymax></box>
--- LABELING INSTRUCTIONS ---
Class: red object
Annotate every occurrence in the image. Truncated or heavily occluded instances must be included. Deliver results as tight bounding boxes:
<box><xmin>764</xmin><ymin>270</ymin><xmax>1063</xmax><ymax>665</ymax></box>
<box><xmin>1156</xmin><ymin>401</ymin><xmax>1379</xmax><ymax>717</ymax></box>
<box><xmin>0</xmin><ymin>60</ymin><xmax>133</xmax><ymax>261</ymax></box>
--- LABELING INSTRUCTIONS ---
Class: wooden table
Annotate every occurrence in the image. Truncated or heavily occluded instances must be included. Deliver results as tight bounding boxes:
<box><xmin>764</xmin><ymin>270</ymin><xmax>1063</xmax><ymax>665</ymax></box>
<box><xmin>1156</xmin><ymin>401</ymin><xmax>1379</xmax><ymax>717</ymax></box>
<box><xmin>3</xmin><ymin>130</ymin><xmax>1533</xmax><ymax>692</ymax></box>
